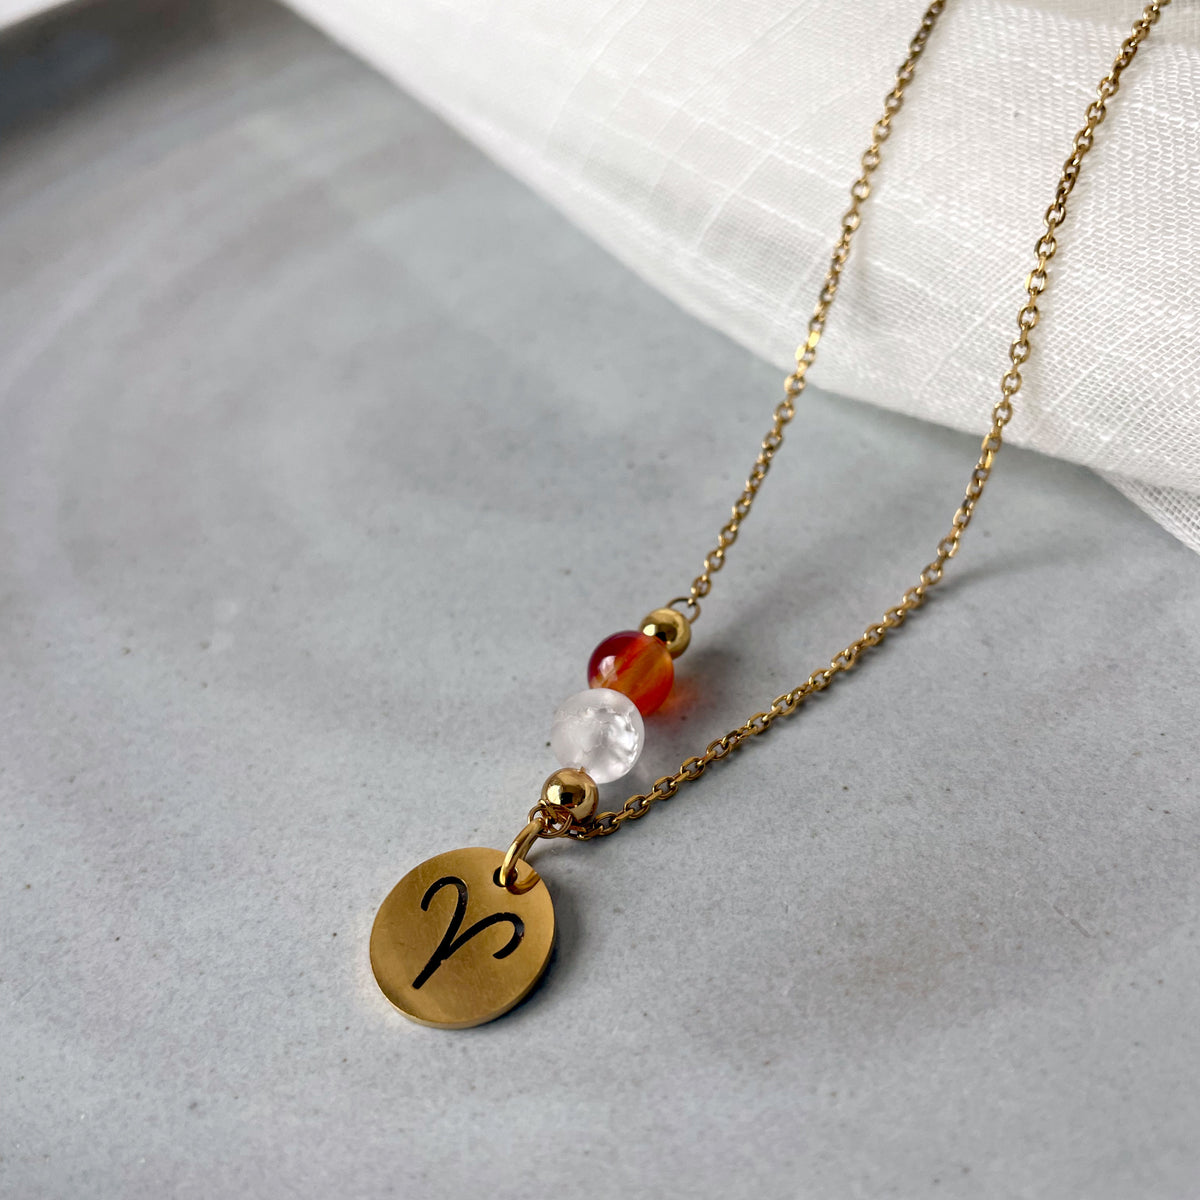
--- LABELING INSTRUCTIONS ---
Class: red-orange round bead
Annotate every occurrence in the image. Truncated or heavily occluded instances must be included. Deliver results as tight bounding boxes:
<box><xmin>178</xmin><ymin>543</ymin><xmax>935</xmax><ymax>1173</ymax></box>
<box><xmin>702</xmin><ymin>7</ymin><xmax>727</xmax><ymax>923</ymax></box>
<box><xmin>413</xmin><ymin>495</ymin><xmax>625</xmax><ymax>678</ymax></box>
<box><xmin>587</xmin><ymin>630</ymin><xmax>674</xmax><ymax>715</ymax></box>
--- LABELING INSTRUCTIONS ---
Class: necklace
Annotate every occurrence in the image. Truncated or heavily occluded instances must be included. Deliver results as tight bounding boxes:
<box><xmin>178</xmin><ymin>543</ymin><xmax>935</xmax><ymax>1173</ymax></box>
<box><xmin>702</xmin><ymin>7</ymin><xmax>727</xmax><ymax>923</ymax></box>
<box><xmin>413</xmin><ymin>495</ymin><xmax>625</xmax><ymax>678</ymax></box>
<box><xmin>368</xmin><ymin>0</ymin><xmax>1171</xmax><ymax>1029</ymax></box>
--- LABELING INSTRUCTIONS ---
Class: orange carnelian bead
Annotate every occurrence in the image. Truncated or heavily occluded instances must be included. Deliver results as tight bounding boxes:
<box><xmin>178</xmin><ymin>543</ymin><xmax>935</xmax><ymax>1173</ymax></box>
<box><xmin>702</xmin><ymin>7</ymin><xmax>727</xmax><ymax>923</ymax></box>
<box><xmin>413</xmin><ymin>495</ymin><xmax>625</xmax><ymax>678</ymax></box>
<box><xmin>587</xmin><ymin>630</ymin><xmax>674</xmax><ymax>715</ymax></box>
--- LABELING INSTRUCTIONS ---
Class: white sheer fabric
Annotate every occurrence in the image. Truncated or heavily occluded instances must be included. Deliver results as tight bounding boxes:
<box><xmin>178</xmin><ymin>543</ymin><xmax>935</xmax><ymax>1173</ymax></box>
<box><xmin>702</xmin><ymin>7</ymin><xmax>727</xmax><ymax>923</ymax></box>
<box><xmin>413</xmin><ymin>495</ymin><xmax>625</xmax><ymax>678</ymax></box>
<box><xmin>285</xmin><ymin>0</ymin><xmax>1200</xmax><ymax>550</ymax></box>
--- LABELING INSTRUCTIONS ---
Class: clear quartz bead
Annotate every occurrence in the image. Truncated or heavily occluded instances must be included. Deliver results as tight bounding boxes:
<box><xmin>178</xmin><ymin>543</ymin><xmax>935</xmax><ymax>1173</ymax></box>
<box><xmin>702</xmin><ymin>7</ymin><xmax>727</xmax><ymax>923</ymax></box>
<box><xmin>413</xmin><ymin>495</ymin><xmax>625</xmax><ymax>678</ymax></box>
<box><xmin>550</xmin><ymin>688</ymin><xmax>644</xmax><ymax>785</ymax></box>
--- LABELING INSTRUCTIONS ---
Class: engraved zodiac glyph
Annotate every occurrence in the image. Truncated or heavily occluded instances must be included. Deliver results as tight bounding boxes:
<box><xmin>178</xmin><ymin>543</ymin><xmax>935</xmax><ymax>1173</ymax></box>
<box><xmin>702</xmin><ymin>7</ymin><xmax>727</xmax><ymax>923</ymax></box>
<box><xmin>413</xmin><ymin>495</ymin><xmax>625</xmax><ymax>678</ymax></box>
<box><xmin>411</xmin><ymin>875</ymin><xmax>525</xmax><ymax>990</ymax></box>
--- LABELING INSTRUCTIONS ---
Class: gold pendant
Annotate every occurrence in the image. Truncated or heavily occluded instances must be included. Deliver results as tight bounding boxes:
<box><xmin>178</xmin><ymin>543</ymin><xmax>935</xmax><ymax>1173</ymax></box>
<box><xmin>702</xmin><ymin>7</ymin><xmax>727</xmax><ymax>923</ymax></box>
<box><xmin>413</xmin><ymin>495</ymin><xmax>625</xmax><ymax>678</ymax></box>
<box><xmin>369</xmin><ymin>846</ymin><xmax>555</xmax><ymax>1029</ymax></box>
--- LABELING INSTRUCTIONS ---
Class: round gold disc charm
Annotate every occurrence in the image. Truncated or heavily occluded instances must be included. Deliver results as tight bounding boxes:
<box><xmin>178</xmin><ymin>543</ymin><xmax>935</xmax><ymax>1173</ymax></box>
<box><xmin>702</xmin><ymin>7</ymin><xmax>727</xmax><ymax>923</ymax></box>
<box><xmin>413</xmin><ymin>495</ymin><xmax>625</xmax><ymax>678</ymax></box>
<box><xmin>369</xmin><ymin>847</ymin><xmax>555</xmax><ymax>1029</ymax></box>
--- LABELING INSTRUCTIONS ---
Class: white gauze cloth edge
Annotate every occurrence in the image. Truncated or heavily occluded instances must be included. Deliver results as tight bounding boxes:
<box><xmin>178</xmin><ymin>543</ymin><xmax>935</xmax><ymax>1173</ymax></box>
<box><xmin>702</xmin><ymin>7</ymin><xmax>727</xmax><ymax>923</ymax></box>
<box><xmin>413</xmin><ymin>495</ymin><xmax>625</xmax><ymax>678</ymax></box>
<box><xmin>282</xmin><ymin>0</ymin><xmax>1200</xmax><ymax>552</ymax></box>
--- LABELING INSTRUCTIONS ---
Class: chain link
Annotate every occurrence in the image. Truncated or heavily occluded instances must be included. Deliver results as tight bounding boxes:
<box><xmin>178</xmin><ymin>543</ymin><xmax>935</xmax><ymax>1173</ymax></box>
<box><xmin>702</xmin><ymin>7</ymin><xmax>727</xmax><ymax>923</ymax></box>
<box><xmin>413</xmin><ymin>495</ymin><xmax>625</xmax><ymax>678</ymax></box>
<box><xmin>574</xmin><ymin>0</ymin><xmax>1170</xmax><ymax>841</ymax></box>
<box><xmin>679</xmin><ymin>0</ymin><xmax>947</xmax><ymax>620</ymax></box>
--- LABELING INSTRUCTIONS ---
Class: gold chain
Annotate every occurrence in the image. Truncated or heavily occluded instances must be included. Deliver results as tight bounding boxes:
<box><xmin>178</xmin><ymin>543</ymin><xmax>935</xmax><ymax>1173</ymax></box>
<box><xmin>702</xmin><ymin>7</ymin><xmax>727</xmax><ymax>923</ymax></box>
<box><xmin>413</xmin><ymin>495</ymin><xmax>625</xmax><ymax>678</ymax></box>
<box><xmin>572</xmin><ymin>0</ymin><xmax>1170</xmax><ymax>841</ymax></box>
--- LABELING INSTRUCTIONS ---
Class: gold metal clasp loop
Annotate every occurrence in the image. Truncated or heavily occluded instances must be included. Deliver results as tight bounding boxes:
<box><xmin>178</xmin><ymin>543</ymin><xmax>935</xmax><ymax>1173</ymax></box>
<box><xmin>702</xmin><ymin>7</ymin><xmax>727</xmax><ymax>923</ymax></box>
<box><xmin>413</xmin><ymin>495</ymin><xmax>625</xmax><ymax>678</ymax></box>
<box><xmin>665</xmin><ymin>595</ymin><xmax>700</xmax><ymax>623</ymax></box>
<box><xmin>499</xmin><ymin>811</ymin><xmax>544</xmax><ymax>891</ymax></box>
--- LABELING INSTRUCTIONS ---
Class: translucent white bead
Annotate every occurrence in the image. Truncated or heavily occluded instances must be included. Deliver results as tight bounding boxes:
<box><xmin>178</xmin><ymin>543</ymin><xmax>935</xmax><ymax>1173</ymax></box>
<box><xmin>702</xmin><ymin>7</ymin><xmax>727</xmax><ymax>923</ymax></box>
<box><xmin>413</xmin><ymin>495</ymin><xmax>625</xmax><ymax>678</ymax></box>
<box><xmin>550</xmin><ymin>688</ymin><xmax>644</xmax><ymax>785</ymax></box>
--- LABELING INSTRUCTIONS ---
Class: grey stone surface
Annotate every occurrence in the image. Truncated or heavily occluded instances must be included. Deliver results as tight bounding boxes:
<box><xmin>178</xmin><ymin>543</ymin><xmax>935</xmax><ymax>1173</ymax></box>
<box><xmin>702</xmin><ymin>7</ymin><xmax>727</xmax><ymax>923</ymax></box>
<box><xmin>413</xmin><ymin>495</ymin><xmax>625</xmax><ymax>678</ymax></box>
<box><xmin>1</xmin><ymin>3</ymin><xmax>1197</xmax><ymax>1198</ymax></box>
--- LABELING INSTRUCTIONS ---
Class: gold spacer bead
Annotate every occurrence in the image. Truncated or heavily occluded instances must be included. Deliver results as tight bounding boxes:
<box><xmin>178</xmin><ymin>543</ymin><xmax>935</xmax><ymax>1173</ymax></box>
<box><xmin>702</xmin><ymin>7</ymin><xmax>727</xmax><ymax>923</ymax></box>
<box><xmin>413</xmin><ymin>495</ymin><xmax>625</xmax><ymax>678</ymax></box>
<box><xmin>639</xmin><ymin>607</ymin><xmax>691</xmax><ymax>658</ymax></box>
<box><xmin>540</xmin><ymin>768</ymin><xmax>599</xmax><ymax>824</ymax></box>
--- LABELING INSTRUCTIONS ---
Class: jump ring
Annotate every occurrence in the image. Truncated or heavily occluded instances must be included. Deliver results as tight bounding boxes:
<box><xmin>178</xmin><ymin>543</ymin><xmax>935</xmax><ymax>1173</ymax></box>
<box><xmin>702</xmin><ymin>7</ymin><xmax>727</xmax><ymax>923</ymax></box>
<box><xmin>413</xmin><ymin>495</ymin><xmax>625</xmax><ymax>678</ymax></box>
<box><xmin>500</xmin><ymin>812</ymin><xmax>544</xmax><ymax>891</ymax></box>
